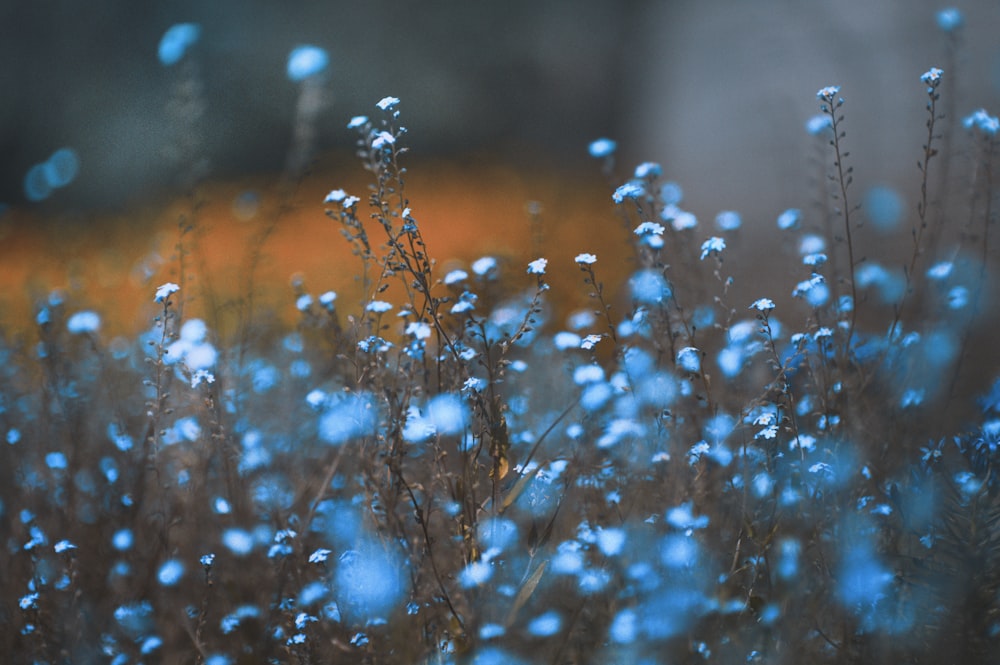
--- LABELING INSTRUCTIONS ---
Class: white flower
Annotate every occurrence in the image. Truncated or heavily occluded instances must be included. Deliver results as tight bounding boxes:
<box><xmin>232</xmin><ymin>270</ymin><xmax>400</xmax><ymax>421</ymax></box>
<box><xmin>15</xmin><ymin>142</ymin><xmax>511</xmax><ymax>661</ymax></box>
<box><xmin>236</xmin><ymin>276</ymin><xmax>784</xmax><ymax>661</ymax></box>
<box><xmin>920</xmin><ymin>67</ymin><xmax>943</xmax><ymax>88</ymax></box>
<box><xmin>191</xmin><ymin>369</ymin><xmax>215</xmax><ymax>388</ymax></box>
<box><xmin>155</xmin><ymin>282</ymin><xmax>180</xmax><ymax>303</ymax></box>
<box><xmin>372</xmin><ymin>131</ymin><xmax>396</xmax><ymax>149</ymax></box>
<box><xmin>309</xmin><ymin>548</ymin><xmax>332</xmax><ymax>564</ymax></box>
<box><xmin>575</xmin><ymin>253</ymin><xmax>597</xmax><ymax>265</ymax></box>
<box><xmin>677</xmin><ymin>347</ymin><xmax>701</xmax><ymax>373</ymax></box>
<box><xmin>443</xmin><ymin>269</ymin><xmax>468</xmax><ymax>285</ymax></box>
<box><xmin>749</xmin><ymin>298</ymin><xmax>775</xmax><ymax>312</ymax></box>
<box><xmin>343</xmin><ymin>195</ymin><xmax>360</xmax><ymax>208</ymax></box>
<box><xmin>527</xmin><ymin>258</ymin><xmax>548</xmax><ymax>275</ymax></box>
<box><xmin>324</xmin><ymin>189</ymin><xmax>347</xmax><ymax>203</ymax></box>
<box><xmin>699</xmin><ymin>236</ymin><xmax>726</xmax><ymax>261</ymax></box>
<box><xmin>816</xmin><ymin>85</ymin><xmax>841</xmax><ymax>103</ymax></box>
<box><xmin>471</xmin><ymin>256</ymin><xmax>497</xmax><ymax>276</ymax></box>
<box><xmin>54</xmin><ymin>539</ymin><xmax>76</xmax><ymax>553</ymax></box>
<box><xmin>580</xmin><ymin>334</ymin><xmax>603</xmax><ymax>350</ymax></box>
<box><xmin>451</xmin><ymin>300</ymin><xmax>475</xmax><ymax>314</ymax></box>
<box><xmin>755</xmin><ymin>424</ymin><xmax>779</xmax><ymax>440</ymax></box>
<box><xmin>376</xmin><ymin>96</ymin><xmax>400</xmax><ymax>110</ymax></box>
<box><xmin>67</xmin><ymin>311</ymin><xmax>100</xmax><ymax>334</ymax></box>
<box><xmin>366</xmin><ymin>300</ymin><xmax>393</xmax><ymax>313</ymax></box>
<box><xmin>405</xmin><ymin>321</ymin><xmax>432</xmax><ymax>340</ymax></box>
<box><xmin>634</xmin><ymin>162</ymin><xmax>662</xmax><ymax>179</ymax></box>
<box><xmin>347</xmin><ymin>115</ymin><xmax>368</xmax><ymax>129</ymax></box>
<box><xmin>634</xmin><ymin>221</ymin><xmax>665</xmax><ymax>236</ymax></box>
<box><xmin>612</xmin><ymin>182</ymin><xmax>643</xmax><ymax>204</ymax></box>
<box><xmin>803</xmin><ymin>253</ymin><xmax>827</xmax><ymax>267</ymax></box>
<box><xmin>462</xmin><ymin>377</ymin><xmax>486</xmax><ymax>393</ymax></box>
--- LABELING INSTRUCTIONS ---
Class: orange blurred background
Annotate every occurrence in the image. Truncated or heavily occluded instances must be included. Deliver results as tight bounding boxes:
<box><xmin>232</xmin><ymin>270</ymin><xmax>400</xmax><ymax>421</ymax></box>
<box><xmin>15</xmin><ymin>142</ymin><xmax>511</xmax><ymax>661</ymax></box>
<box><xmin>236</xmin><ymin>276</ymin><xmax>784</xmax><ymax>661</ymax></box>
<box><xmin>0</xmin><ymin>153</ymin><xmax>626</xmax><ymax>340</ymax></box>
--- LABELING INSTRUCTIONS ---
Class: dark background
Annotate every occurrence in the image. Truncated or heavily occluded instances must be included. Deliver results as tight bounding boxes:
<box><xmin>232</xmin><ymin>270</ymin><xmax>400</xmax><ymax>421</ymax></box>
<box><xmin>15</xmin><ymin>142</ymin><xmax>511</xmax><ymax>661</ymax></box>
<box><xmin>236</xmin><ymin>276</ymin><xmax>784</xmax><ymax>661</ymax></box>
<box><xmin>2</xmin><ymin>0</ymin><xmax>999</xmax><ymax>222</ymax></box>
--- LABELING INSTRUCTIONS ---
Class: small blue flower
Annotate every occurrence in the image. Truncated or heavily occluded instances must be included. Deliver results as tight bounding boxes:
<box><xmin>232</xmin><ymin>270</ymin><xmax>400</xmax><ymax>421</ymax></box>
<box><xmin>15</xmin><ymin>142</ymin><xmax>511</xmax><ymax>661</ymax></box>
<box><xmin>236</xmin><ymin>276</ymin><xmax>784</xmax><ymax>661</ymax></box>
<box><xmin>817</xmin><ymin>85</ymin><xmax>841</xmax><ymax>103</ymax></box>
<box><xmin>155</xmin><ymin>282</ymin><xmax>180</xmax><ymax>303</ymax></box>
<box><xmin>67</xmin><ymin>311</ymin><xmax>100</xmax><ymax>335</ymax></box>
<box><xmin>634</xmin><ymin>162</ymin><xmax>662</xmax><ymax>179</ymax></box>
<box><xmin>677</xmin><ymin>347</ymin><xmax>701</xmax><ymax>373</ymax></box>
<box><xmin>527</xmin><ymin>258</ymin><xmax>547</xmax><ymax>275</ymax></box>
<box><xmin>921</xmin><ymin>67</ymin><xmax>944</xmax><ymax>89</ymax></box>
<box><xmin>588</xmin><ymin>138</ymin><xmax>616</xmax><ymax>158</ymax></box>
<box><xmin>158</xmin><ymin>23</ymin><xmax>200</xmax><ymax>66</ymax></box>
<box><xmin>715</xmin><ymin>210</ymin><xmax>742</xmax><ymax>231</ymax></box>
<box><xmin>157</xmin><ymin>559</ymin><xmax>185</xmax><ymax>586</ymax></box>
<box><xmin>777</xmin><ymin>208</ymin><xmax>801</xmax><ymax>230</ymax></box>
<box><xmin>699</xmin><ymin>236</ymin><xmax>726</xmax><ymax>261</ymax></box>
<box><xmin>805</xmin><ymin>114</ymin><xmax>831</xmax><ymax>135</ymax></box>
<box><xmin>287</xmin><ymin>45</ymin><xmax>329</xmax><ymax>82</ymax></box>
<box><xmin>964</xmin><ymin>109</ymin><xmax>999</xmax><ymax>135</ymax></box>
<box><xmin>371</xmin><ymin>131</ymin><xmax>396</xmax><ymax>149</ymax></box>
<box><xmin>936</xmin><ymin>8</ymin><xmax>963</xmax><ymax>32</ymax></box>
<box><xmin>612</xmin><ymin>182</ymin><xmax>644</xmax><ymax>204</ymax></box>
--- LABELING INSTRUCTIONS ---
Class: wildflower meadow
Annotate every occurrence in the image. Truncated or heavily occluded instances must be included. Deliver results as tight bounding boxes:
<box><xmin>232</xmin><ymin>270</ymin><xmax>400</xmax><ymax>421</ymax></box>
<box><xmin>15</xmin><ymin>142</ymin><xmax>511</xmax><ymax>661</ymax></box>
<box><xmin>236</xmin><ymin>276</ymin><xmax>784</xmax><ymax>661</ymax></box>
<box><xmin>3</xmin><ymin>7</ymin><xmax>1000</xmax><ymax>665</ymax></box>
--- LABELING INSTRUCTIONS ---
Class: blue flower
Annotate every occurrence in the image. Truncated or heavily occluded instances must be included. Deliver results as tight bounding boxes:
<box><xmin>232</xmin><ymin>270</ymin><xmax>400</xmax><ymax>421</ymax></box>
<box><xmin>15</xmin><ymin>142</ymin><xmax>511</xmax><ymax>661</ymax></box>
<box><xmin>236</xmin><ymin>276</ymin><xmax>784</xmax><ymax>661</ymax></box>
<box><xmin>634</xmin><ymin>162</ymin><xmax>662</xmax><ymax>179</ymax></box>
<box><xmin>67</xmin><ymin>311</ymin><xmax>100</xmax><ymax>334</ymax></box>
<box><xmin>527</xmin><ymin>258</ymin><xmax>548</xmax><ymax>275</ymax></box>
<box><xmin>964</xmin><ymin>108</ymin><xmax>999</xmax><ymax>135</ymax></box>
<box><xmin>777</xmin><ymin>208</ymin><xmax>801</xmax><ymax>230</ymax></box>
<box><xmin>699</xmin><ymin>236</ymin><xmax>726</xmax><ymax>261</ymax></box>
<box><xmin>936</xmin><ymin>8</ymin><xmax>963</xmax><ymax>32</ymax></box>
<box><xmin>287</xmin><ymin>45</ymin><xmax>329</xmax><ymax>81</ymax></box>
<box><xmin>158</xmin><ymin>23</ymin><xmax>200</xmax><ymax>66</ymax></box>
<box><xmin>805</xmin><ymin>114</ymin><xmax>832</xmax><ymax>135</ymax></box>
<box><xmin>588</xmin><ymin>138</ymin><xmax>616</xmax><ymax>158</ymax></box>
<box><xmin>157</xmin><ymin>559</ymin><xmax>185</xmax><ymax>586</ymax></box>
<box><xmin>817</xmin><ymin>85</ymin><xmax>841</xmax><ymax>103</ymax></box>
<box><xmin>715</xmin><ymin>210</ymin><xmax>742</xmax><ymax>231</ymax></box>
<box><xmin>612</xmin><ymin>181</ymin><xmax>644</xmax><ymax>204</ymax></box>
<box><xmin>920</xmin><ymin>67</ymin><xmax>944</xmax><ymax>89</ymax></box>
<box><xmin>155</xmin><ymin>282</ymin><xmax>180</xmax><ymax>303</ymax></box>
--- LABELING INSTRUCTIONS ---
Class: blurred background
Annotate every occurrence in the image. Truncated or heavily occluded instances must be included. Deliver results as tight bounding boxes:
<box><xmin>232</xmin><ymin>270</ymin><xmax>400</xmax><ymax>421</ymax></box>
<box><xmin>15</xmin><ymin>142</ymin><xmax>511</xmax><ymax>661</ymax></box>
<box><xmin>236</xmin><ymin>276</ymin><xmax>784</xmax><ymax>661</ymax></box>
<box><xmin>2</xmin><ymin>0</ymin><xmax>1000</xmax><ymax>340</ymax></box>
<box><xmin>3</xmin><ymin>0</ymin><xmax>999</xmax><ymax>216</ymax></box>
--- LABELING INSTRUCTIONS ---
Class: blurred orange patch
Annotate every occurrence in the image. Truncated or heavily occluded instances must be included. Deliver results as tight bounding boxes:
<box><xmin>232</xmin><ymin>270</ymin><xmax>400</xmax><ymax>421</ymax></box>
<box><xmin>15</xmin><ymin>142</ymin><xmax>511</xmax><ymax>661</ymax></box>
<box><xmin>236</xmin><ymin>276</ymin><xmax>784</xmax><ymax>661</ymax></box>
<box><xmin>0</xmin><ymin>154</ymin><xmax>627</xmax><ymax>339</ymax></box>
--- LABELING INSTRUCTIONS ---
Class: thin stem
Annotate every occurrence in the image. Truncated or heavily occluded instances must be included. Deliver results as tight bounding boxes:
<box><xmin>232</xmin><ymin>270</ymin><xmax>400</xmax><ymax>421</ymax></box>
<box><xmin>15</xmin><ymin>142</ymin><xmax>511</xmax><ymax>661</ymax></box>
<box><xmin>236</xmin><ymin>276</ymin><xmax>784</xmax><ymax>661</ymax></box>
<box><xmin>824</xmin><ymin>97</ymin><xmax>858</xmax><ymax>354</ymax></box>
